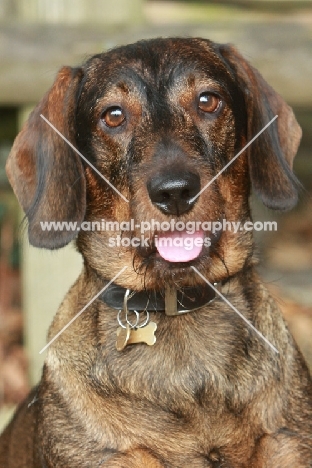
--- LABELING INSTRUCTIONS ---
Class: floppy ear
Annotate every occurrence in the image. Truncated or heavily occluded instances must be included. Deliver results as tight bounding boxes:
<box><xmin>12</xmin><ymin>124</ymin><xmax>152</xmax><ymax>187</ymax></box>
<box><xmin>6</xmin><ymin>66</ymin><xmax>86</xmax><ymax>249</ymax></box>
<box><xmin>219</xmin><ymin>44</ymin><xmax>301</xmax><ymax>211</ymax></box>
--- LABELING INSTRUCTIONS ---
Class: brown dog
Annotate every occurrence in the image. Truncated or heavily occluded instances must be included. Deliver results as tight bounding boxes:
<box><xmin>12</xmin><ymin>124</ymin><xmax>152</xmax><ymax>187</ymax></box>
<box><xmin>0</xmin><ymin>38</ymin><xmax>311</xmax><ymax>467</ymax></box>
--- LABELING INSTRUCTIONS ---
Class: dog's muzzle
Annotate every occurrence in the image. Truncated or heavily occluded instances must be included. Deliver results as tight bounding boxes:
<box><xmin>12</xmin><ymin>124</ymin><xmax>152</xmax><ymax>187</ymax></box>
<box><xmin>147</xmin><ymin>171</ymin><xmax>200</xmax><ymax>216</ymax></box>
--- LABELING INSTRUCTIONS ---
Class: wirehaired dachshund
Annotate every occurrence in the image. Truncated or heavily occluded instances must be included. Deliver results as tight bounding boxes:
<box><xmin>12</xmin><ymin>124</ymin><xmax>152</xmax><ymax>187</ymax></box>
<box><xmin>1</xmin><ymin>37</ymin><xmax>311</xmax><ymax>467</ymax></box>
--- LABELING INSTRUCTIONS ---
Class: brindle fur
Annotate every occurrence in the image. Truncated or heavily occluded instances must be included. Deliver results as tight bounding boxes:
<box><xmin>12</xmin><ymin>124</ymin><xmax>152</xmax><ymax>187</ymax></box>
<box><xmin>1</xmin><ymin>38</ymin><xmax>311</xmax><ymax>467</ymax></box>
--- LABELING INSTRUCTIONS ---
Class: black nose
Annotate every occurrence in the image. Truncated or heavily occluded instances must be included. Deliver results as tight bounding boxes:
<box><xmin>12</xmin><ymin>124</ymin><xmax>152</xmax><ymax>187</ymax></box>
<box><xmin>147</xmin><ymin>171</ymin><xmax>200</xmax><ymax>215</ymax></box>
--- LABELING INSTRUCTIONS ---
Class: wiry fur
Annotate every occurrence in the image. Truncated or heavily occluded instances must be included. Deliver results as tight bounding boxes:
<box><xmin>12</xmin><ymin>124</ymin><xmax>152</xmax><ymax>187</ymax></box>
<box><xmin>1</xmin><ymin>38</ymin><xmax>311</xmax><ymax>467</ymax></box>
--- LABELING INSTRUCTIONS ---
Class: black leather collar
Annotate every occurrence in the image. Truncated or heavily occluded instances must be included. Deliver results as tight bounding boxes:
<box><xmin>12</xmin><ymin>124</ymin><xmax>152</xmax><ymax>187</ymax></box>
<box><xmin>99</xmin><ymin>282</ymin><xmax>218</xmax><ymax>314</ymax></box>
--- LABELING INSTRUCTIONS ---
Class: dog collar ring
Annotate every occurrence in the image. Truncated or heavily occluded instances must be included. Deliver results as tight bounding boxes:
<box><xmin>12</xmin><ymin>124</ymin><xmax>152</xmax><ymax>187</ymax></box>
<box><xmin>116</xmin><ymin>289</ymin><xmax>157</xmax><ymax>351</ymax></box>
<box><xmin>117</xmin><ymin>289</ymin><xmax>151</xmax><ymax>330</ymax></box>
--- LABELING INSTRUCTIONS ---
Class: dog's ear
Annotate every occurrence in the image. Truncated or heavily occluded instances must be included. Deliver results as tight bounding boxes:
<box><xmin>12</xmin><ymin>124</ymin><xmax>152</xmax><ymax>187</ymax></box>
<box><xmin>6</xmin><ymin>66</ymin><xmax>86</xmax><ymax>249</ymax></box>
<box><xmin>218</xmin><ymin>44</ymin><xmax>301</xmax><ymax>211</ymax></box>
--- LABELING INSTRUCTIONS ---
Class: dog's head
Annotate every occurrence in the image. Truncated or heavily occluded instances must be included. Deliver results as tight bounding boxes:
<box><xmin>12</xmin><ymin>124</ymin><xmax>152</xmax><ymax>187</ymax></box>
<box><xmin>6</xmin><ymin>38</ymin><xmax>301</xmax><ymax>289</ymax></box>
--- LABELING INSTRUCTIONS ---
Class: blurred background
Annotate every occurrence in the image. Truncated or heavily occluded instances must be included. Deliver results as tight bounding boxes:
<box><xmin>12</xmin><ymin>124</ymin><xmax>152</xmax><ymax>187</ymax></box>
<box><xmin>0</xmin><ymin>0</ymin><xmax>311</xmax><ymax>430</ymax></box>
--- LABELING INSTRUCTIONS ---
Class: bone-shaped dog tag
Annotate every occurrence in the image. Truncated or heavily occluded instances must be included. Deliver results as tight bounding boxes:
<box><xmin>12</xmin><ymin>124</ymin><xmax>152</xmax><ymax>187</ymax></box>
<box><xmin>126</xmin><ymin>321</ymin><xmax>157</xmax><ymax>347</ymax></box>
<box><xmin>116</xmin><ymin>324</ymin><xmax>131</xmax><ymax>351</ymax></box>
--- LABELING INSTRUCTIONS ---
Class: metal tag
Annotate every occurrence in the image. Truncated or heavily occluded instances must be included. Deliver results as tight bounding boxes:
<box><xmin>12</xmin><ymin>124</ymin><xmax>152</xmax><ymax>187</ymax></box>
<box><xmin>116</xmin><ymin>324</ymin><xmax>131</xmax><ymax>351</ymax></box>
<box><xmin>165</xmin><ymin>285</ymin><xmax>178</xmax><ymax>316</ymax></box>
<box><xmin>127</xmin><ymin>322</ymin><xmax>157</xmax><ymax>346</ymax></box>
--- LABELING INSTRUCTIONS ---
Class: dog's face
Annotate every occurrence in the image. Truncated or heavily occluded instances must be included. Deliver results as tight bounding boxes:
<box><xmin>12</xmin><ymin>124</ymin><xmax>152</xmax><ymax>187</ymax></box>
<box><xmin>6</xmin><ymin>38</ymin><xmax>301</xmax><ymax>290</ymax></box>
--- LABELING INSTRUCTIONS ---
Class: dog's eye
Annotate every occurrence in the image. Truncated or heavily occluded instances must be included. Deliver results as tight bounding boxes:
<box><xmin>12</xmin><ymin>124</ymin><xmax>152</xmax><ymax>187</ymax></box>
<box><xmin>101</xmin><ymin>106</ymin><xmax>125</xmax><ymax>128</ymax></box>
<box><xmin>198</xmin><ymin>93</ymin><xmax>221</xmax><ymax>113</ymax></box>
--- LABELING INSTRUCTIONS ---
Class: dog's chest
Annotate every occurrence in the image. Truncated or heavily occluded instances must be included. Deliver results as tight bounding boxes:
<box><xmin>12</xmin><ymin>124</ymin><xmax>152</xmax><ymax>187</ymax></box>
<box><xmin>88</xmin><ymin>338</ymin><xmax>257</xmax><ymax>466</ymax></box>
<box><xmin>92</xmin><ymin>310</ymin><xmax>258</xmax><ymax>428</ymax></box>
<box><xmin>45</xmin><ymin>304</ymin><xmax>274</xmax><ymax>466</ymax></box>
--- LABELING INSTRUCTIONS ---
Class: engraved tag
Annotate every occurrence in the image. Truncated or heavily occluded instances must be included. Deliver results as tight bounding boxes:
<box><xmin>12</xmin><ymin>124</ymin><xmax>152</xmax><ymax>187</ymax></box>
<box><xmin>116</xmin><ymin>324</ymin><xmax>131</xmax><ymax>351</ymax></box>
<box><xmin>127</xmin><ymin>322</ymin><xmax>157</xmax><ymax>346</ymax></box>
<box><xmin>165</xmin><ymin>285</ymin><xmax>178</xmax><ymax>316</ymax></box>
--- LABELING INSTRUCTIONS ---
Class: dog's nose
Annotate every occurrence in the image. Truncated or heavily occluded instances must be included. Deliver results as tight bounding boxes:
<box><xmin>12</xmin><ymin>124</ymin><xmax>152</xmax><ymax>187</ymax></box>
<box><xmin>147</xmin><ymin>172</ymin><xmax>200</xmax><ymax>215</ymax></box>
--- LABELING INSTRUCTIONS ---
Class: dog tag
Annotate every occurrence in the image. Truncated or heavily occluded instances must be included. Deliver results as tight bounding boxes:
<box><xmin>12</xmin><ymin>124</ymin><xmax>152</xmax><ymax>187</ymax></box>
<box><xmin>165</xmin><ymin>285</ymin><xmax>178</xmax><ymax>316</ymax></box>
<box><xmin>127</xmin><ymin>322</ymin><xmax>157</xmax><ymax>346</ymax></box>
<box><xmin>116</xmin><ymin>324</ymin><xmax>131</xmax><ymax>351</ymax></box>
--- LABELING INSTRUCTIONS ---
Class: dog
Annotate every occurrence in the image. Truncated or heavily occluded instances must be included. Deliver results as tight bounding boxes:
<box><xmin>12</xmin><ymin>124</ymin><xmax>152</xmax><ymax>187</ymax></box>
<box><xmin>0</xmin><ymin>37</ymin><xmax>311</xmax><ymax>467</ymax></box>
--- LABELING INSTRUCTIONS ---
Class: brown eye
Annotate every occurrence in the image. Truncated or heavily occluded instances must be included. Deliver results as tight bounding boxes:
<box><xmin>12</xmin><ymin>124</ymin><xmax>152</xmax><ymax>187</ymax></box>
<box><xmin>101</xmin><ymin>106</ymin><xmax>125</xmax><ymax>128</ymax></box>
<box><xmin>198</xmin><ymin>92</ymin><xmax>221</xmax><ymax>113</ymax></box>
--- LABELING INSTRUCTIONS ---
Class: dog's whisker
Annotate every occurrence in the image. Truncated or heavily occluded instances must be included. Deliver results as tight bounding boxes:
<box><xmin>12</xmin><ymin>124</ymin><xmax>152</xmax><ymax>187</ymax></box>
<box><xmin>214</xmin><ymin>249</ymin><xmax>230</xmax><ymax>278</ymax></box>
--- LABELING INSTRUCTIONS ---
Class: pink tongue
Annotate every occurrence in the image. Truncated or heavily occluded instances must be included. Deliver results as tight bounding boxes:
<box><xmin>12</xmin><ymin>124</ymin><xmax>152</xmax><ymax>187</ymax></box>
<box><xmin>155</xmin><ymin>230</ymin><xmax>204</xmax><ymax>263</ymax></box>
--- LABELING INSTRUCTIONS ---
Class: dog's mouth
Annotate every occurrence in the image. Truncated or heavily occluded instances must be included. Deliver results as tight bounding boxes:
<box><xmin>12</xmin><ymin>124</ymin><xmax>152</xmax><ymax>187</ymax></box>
<box><xmin>135</xmin><ymin>228</ymin><xmax>220</xmax><ymax>271</ymax></box>
<box><xmin>154</xmin><ymin>229</ymin><xmax>205</xmax><ymax>263</ymax></box>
